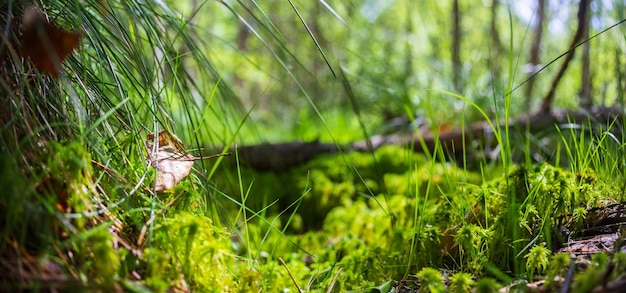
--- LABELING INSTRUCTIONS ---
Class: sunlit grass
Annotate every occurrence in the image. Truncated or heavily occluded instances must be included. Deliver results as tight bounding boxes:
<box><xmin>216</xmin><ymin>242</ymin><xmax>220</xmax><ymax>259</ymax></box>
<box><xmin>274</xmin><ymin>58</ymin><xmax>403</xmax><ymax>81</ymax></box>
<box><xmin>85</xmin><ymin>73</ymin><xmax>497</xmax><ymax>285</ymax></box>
<box><xmin>2</xmin><ymin>0</ymin><xmax>626</xmax><ymax>291</ymax></box>
<box><xmin>1</xmin><ymin>0</ymin><xmax>243</xmax><ymax>290</ymax></box>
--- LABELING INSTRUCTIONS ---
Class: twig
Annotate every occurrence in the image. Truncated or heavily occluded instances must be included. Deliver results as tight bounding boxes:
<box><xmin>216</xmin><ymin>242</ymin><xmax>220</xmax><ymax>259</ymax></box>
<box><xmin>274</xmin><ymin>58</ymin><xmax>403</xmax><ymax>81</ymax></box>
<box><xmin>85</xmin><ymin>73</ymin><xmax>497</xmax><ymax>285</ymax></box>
<box><xmin>181</xmin><ymin>152</ymin><xmax>232</xmax><ymax>161</ymax></box>
<box><xmin>279</xmin><ymin>257</ymin><xmax>303</xmax><ymax>293</ymax></box>
<box><xmin>561</xmin><ymin>259</ymin><xmax>576</xmax><ymax>293</ymax></box>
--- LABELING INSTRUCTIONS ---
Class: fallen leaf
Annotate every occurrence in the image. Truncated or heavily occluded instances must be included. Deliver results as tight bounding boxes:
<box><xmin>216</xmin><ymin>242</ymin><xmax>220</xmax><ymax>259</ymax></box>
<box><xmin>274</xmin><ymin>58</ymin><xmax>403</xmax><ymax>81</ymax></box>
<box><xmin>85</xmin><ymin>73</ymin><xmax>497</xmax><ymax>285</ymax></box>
<box><xmin>146</xmin><ymin>131</ymin><xmax>230</xmax><ymax>192</ymax></box>
<box><xmin>20</xmin><ymin>7</ymin><xmax>83</xmax><ymax>77</ymax></box>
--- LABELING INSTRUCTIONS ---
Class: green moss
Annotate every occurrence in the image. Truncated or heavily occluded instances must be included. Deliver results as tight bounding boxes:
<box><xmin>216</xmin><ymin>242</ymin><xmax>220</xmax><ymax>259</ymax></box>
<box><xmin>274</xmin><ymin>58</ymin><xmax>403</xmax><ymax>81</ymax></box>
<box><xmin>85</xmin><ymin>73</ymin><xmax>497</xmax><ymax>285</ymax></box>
<box><xmin>544</xmin><ymin>253</ymin><xmax>571</xmax><ymax>290</ymax></box>
<box><xmin>572</xmin><ymin>254</ymin><xmax>610</xmax><ymax>293</ymax></box>
<box><xmin>0</xmin><ymin>154</ymin><xmax>29</xmax><ymax>245</ymax></box>
<box><xmin>215</xmin><ymin>145</ymin><xmax>480</xmax><ymax>231</ymax></box>
<box><xmin>207</xmin><ymin>146</ymin><xmax>622</xmax><ymax>291</ymax></box>
<box><xmin>150</xmin><ymin>212</ymin><xmax>236</xmax><ymax>291</ymax></box>
<box><xmin>475</xmin><ymin>277</ymin><xmax>501</xmax><ymax>293</ymax></box>
<box><xmin>0</xmin><ymin>141</ymin><xmax>96</xmax><ymax>252</ymax></box>
<box><xmin>82</xmin><ymin>224</ymin><xmax>120</xmax><ymax>288</ymax></box>
<box><xmin>455</xmin><ymin>163</ymin><xmax>619</xmax><ymax>273</ymax></box>
<box><xmin>416</xmin><ymin>267</ymin><xmax>446</xmax><ymax>293</ymax></box>
<box><xmin>449</xmin><ymin>272</ymin><xmax>475</xmax><ymax>292</ymax></box>
<box><xmin>525</xmin><ymin>244</ymin><xmax>551</xmax><ymax>282</ymax></box>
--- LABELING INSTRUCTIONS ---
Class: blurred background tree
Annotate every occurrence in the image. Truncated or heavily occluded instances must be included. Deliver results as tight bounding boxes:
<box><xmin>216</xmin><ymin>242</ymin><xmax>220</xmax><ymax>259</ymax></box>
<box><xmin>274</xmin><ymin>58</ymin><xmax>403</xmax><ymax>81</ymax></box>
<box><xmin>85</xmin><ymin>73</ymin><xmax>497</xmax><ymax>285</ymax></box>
<box><xmin>169</xmin><ymin>0</ymin><xmax>626</xmax><ymax>146</ymax></box>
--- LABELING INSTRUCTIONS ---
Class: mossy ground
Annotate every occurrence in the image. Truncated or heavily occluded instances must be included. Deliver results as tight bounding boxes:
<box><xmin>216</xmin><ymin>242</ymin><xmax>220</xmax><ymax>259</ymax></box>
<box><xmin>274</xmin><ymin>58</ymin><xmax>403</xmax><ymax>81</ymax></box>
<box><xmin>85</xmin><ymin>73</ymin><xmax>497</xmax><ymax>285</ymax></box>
<box><xmin>2</xmin><ymin>141</ymin><xmax>625</xmax><ymax>292</ymax></box>
<box><xmin>3</xmin><ymin>1</ymin><xmax>625</xmax><ymax>291</ymax></box>
<box><xmin>213</xmin><ymin>145</ymin><xmax>625</xmax><ymax>291</ymax></box>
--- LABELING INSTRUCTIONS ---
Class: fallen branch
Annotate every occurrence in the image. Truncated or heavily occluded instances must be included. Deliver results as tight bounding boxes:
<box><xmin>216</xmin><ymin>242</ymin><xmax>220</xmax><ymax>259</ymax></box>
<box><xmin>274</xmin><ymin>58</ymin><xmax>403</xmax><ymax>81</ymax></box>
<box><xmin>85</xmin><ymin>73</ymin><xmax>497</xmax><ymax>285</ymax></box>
<box><xmin>231</xmin><ymin>107</ymin><xmax>623</xmax><ymax>171</ymax></box>
<box><xmin>352</xmin><ymin>106</ymin><xmax>623</xmax><ymax>155</ymax></box>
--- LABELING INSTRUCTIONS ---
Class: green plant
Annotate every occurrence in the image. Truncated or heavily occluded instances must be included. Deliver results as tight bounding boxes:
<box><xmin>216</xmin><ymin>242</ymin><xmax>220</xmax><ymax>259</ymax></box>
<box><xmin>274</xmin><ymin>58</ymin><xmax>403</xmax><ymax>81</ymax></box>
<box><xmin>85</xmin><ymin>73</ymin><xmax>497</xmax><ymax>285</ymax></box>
<box><xmin>524</xmin><ymin>244</ymin><xmax>551</xmax><ymax>282</ymax></box>
<box><xmin>449</xmin><ymin>271</ymin><xmax>475</xmax><ymax>292</ymax></box>
<box><xmin>415</xmin><ymin>267</ymin><xmax>445</xmax><ymax>293</ymax></box>
<box><xmin>544</xmin><ymin>253</ymin><xmax>572</xmax><ymax>289</ymax></box>
<box><xmin>475</xmin><ymin>277</ymin><xmax>501</xmax><ymax>293</ymax></box>
<box><xmin>3</xmin><ymin>0</ymin><xmax>626</xmax><ymax>291</ymax></box>
<box><xmin>572</xmin><ymin>254</ymin><xmax>610</xmax><ymax>293</ymax></box>
<box><xmin>454</xmin><ymin>224</ymin><xmax>493</xmax><ymax>273</ymax></box>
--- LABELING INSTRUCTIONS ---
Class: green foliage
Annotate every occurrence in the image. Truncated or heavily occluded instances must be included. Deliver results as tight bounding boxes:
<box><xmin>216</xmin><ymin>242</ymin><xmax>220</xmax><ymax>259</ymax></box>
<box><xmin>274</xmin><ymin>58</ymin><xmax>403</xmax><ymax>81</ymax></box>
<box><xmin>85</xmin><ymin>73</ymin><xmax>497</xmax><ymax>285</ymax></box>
<box><xmin>361</xmin><ymin>280</ymin><xmax>394</xmax><ymax>293</ymax></box>
<box><xmin>449</xmin><ymin>271</ymin><xmax>475</xmax><ymax>292</ymax></box>
<box><xmin>524</xmin><ymin>244</ymin><xmax>551</xmax><ymax>282</ymax></box>
<box><xmin>149</xmin><ymin>212</ymin><xmax>236</xmax><ymax>290</ymax></box>
<box><xmin>544</xmin><ymin>253</ymin><xmax>572</xmax><ymax>290</ymax></box>
<box><xmin>454</xmin><ymin>224</ymin><xmax>493</xmax><ymax>274</ymax></box>
<box><xmin>452</xmin><ymin>162</ymin><xmax>619</xmax><ymax>274</ymax></box>
<box><xmin>205</xmin><ymin>142</ymin><xmax>623</xmax><ymax>290</ymax></box>
<box><xmin>77</xmin><ymin>224</ymin><xmax>120</xmax><ymax>288</ymax></box>
<box><xmin>3</xmin><ymin>0</ymin><xmax>626</xmax><ymax>291</ymax></box>
<box><xmin>0</xmin><ymin>154</ymin><xmax>29</xmax><ymax>245</ymax></box>
<box><xmin>475</xmin><ymin>277</ymin><xmax>501</xmax><ymax>293</ymax></box>
<box><xmin>415</xmin><ymin>267</ymin><xmax>445</xmax><ymax>293</ymax></box>
<box><xmin>214</xmin><ymin>145</ymin><xmax>480</xmax><ymax>230</ymax></box>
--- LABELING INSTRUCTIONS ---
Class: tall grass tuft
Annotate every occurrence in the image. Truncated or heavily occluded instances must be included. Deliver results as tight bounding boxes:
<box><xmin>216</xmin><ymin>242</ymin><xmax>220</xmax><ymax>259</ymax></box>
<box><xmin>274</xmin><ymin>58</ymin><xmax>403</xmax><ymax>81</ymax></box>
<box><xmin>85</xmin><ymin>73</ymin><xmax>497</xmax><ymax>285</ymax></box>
<box><xmin>1</xmin><ymin>0</ymin><xmax>241</xmax><ymax>290</ymax></box>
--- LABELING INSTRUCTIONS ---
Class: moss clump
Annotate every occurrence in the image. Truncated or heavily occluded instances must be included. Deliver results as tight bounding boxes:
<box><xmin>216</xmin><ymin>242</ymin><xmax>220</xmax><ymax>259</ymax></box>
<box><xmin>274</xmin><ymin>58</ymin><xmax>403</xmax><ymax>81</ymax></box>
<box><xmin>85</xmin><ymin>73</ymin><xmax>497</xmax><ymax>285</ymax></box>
<box><xmin>208</xmin><ymin>146</ymin><xmax>622</xmax><ymax>291</ymax></box>
<box><xmin>147</xmin><ymin>212</ymin><xmax>236</xmax><ymax>290</ymax></box>
<box><xmin>416</xmin><ymin>267</ymin><xmax>446</xmax><ymax>292</ymax></box>
<box><xmin>214</xmin><ymin>145</ymin><xmax>481</xmax><ymax>230</ymax></box>
<box><xmin>450</xmin><ymin>163</ymin><xmax>619</xmax><ymax>274</ymax></box>
<box><xmin>449</xmin><ymin>271</ymin><xmax>475</xmax><ymax>292</ymax></box>
<box><xmin>0</xmin><ymin>141</ymin><xmax>95</xmax><ymax>249</ymax></box>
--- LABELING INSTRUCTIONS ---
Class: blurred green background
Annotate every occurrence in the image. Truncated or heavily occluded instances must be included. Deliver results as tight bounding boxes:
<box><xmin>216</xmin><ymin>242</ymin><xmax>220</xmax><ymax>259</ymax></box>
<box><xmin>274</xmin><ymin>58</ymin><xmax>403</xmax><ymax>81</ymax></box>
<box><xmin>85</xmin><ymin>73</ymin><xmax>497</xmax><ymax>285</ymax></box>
<box><xmin>169</xmin><ymin>0</ymin><xmax>625</xmax><ymax>146</ymax></box>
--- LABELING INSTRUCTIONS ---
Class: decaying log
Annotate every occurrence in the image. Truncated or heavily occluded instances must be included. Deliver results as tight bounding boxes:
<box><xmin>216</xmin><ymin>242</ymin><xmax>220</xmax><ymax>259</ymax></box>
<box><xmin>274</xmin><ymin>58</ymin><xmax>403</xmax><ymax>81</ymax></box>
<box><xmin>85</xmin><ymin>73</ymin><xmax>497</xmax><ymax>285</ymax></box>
<box><xmin>235</xmin><ymin>140</ymin><xmax>341</xmax><ymax>171</ymax></box>
<box><xmin>233</xmin><ymin>107</ymin><xmax>623</xmax><ymax>171</ymax></box>
<box><xmin>352</xmin><ymin>106</ymin><xmax>623</xmax><ymax>155</ymax></box>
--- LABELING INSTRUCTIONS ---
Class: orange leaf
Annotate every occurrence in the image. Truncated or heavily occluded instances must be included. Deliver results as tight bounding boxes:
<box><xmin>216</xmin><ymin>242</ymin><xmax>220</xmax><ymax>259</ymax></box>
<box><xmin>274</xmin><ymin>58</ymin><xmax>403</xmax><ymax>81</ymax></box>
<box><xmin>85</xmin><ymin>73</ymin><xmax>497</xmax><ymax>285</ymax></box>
<box><xmin>20</xmin><ymin>7</ymin><xmax>83</xmax><ymax>78</ymax></box>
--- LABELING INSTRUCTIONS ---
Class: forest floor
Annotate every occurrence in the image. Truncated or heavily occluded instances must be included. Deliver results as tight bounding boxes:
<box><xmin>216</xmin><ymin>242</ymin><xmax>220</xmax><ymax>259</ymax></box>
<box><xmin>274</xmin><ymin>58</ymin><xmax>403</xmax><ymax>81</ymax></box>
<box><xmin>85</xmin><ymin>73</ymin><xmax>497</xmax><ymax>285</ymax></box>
<box><xmin>2</xmin><ymin>141</ymin><xmax>626</xmax><ymax>292</ymax></box>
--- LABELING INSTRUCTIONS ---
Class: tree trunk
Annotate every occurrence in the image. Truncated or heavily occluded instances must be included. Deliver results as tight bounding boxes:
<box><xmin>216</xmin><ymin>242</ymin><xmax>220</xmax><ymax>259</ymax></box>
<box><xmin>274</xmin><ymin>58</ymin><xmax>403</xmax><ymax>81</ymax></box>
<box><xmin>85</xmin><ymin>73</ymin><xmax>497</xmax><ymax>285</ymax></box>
<box><xmin>452</xmin><ymin>0</ymin><xmax>462</xmax><ymax>92</ymax></box>
<box><xmin>489</xmin><ymin>0</ymin><xmax>502</xmax><ymax>83</ymax></box>
<box><xmin>579</xmin><ymin>1</ymin><xmax>592</xmax><ymax>108</ymax></box>
<box><xmin>540</xmin><ymin>0</ymin><xmax>591</xmax><ymax>112</ymax></box>
<box><xmin>524</xmin><ymin>0</ymin><xmax>546</xmax><ymax>110</ymax></box>
<box><xmin>615</xmin><ymin>48</ymin><xmax>625</xmax><ymax>108</ymax></box>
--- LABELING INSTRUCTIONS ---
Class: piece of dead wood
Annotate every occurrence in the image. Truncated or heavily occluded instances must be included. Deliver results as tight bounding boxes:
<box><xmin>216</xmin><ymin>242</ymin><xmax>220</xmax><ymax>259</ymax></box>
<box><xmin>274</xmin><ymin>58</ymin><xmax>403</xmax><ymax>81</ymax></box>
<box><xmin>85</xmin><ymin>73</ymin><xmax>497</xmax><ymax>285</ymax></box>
<box><xmin>557</xmin><ymin>201</ymin><xmax>626</xmax><ymax>257</ymax></box>
<box><xmin>235</xmin><ymin>140</ymin><xmax>340</xmax><ymax>171</ymax></box>
<box><xmin>352</xmin><ymin>106</ymin><xmax>623</xmax><ymax>156</ymax></box>
<box><xmin>596</xmin><ymin>274</ymin><xmax>626</xmax><ymax>293</ymax></box>
<box><xmin>227</xmin><ymin>106</ymin><xmax>622</xmax><ymax>172</ymax></box>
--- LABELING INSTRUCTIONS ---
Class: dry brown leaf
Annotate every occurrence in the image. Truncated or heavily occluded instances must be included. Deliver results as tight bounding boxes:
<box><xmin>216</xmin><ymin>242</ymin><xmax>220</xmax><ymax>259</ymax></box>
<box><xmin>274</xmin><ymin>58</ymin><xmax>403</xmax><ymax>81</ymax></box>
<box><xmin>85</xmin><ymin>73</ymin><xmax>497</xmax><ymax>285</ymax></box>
<box><xmin>146</xmin><ymin>131</ymin><xmax>230</xmax><ymax>192</ymax></box>
<box><xmin>20</xmin><ymin>7</ymin><xmax>83</xmax><ymax>78</ymax></box>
